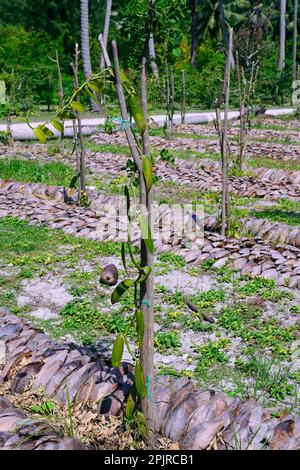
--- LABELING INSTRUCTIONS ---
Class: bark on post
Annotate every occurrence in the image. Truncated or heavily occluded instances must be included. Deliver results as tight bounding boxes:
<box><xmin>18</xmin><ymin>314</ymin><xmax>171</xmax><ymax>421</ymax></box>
<box><xmin>99</xmin><ymin>38</ymin><xmax>155</xmax><ymax>438</ymax></box>
<box><xmin>221</xmin><ymin>29</ymin><xmax>232</xmax><ymax>237</ymax></box>
<box><xmin>236</xmin><ymin>53</ymin><xmax>244</xmax><ymax>171</ymax></box>
<box><xmin>181</xmin><ymin>70</ymin><xmax>186</xmax><ymax>125</ymax></box>
<box><xmin>55</xmin><ymin>50</ymin><xmax>64</xmax><ymax>108</ymax></box>
<box><xmin>55</xmin><ymin>50</ymin><xmax>65</xmax><ymax>148</ymax></box>
<box><xmin>71</xmin><ymin>44</ymin><xmax>86</xmax><ymax>202</ymax></box>
<box><xmin>140</xmin><ymin>56</ymin><xmax>155</xmax><ymax>437</ymax></box>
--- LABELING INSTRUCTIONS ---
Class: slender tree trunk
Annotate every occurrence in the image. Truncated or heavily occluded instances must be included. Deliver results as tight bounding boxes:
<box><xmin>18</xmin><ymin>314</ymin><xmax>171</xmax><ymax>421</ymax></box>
<box><xmin>56</xmin><ymin>50</ymin><xmax>64</xmax><ymax>108</ymax></box>
<box><xmin>221</xmin><ymin>30</ymin><xmax>232</xmax><ymax>237</ymax></box>
<box><xmin>140</xmin><ymin>56</ymin><xmax>155</xmax><ymax>438</ymax></box>
<box><xmin>278</xmin><ymin>0</ymin><xmax>287</xmax><ymax>71</ymax></box>
<box><xmin>181</xmin><ymin>70</ymin><xmax>186</xmax><ymax>125</ymax></box>
<box><xmin>189</xmin><ymin>0</ymin><xmax>198</xmax><ymax>67</ymax></box>
<box><xmin>80</xmin><ymin>0</ymin><xmax>99</xmax><ymax>111</ymax></box>
<box><xmin>55</xmin><ymin>50</ymin><xmax>65</xmax><ymax>147</ymax></box>
<box><xmin>236</xmin><ymin>54</ymin><xmax>244</xmax><ymax>172</ymax></box>
<box><xmin>215</xmin><ymin>29</ymin><xmax>233</xmax><ymax>237</ymax></box>
<box><xmin>165</xmin><ymin>61</ymin><xmax>172</xmax><ymax>138</ymax></box>
<box><xmin>293</xmin><ymin>0</ymin><xmax>299</xmax><ymax>82</ymax></box>
<box><xmin>148</xmin><ymin>32</ymin><xmax>159</xmax><ymax>80</ymax></box>
<box><xmin>100</xmin><ymin>0</ymin><xmax>112</xmax><ymax>69</ymax></box>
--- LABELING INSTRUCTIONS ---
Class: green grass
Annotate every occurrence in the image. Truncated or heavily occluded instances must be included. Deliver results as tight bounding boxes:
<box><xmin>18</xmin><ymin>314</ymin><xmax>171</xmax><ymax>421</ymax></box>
<box><xmin>154</xmin><ymin>331</ymin><xmax>182</xmax><ymax>353</ymax></box>
<box><xmin>0</xmin><ymin>158</ymin><xmax>74</xmax><ymax>186</ymax></box>
<box><xmin>86</xmin><ymin>141</ymin><xmax>131</xmax><ymax>156</ymax></box>
<box><xmin>249</xmin><ymin>157</ymin><xmax>300</xmax><ymax>172</ymax></box>
<box><xmin>251</xmin><ymin>208</ymin><xmax>300</xmax><ymax>226</ymax></box>
<box><xmin>0</xmin><ymin>216</ymin><xmax>120</xmax><ymax>263</ymax></box>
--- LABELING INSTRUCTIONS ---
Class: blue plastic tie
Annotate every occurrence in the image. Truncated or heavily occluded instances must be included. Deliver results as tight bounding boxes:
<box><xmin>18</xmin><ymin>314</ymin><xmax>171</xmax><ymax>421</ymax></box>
<box><xmin>112</xmin><ymin>117</ymin><xmax>130</xmax><ymax>130</ymax></box>
<box><xmin>146</xmin><ymin>374</ymin><xmax>153</xmax><ymax>401</ymax></box>
<box><xmin>141</xmin><ymin>299</ymin><xmax>151</xmax><ymax>309</ymax></box>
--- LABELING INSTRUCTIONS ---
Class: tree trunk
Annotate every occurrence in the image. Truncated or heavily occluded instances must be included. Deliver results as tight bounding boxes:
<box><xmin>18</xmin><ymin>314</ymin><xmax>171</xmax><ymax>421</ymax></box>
<box><xmin>292</xmin><ymin>0</ymin><xmax>299</xmax><ymax>82</ymax></box>
<box><xmin>189</xmin><ymin>0</ymin><xmax>198</xmax><ymax>67</ymax></box>
<box><xmin>148</xmin><ymin>32</ymin><xmax>159</xmax><ymax>80</ymax></box>
<box><xmin>100</xmin><ymin>0</ymin><xmax>112</xmax><ymax>69</ymax></box>
<box><xmin>80</xmin><ymin>0</ymin><xmax>99</xmax><ymax>111</ymax></box>
<box><xmin>278</xmin><ymin>0</ymin><xmax>287</xmax><ymax>71</ymax></box>
<box><xmin>181</xmin><ymin>70</ymin><xmax>186</xmax><ymax>125</ymax></box>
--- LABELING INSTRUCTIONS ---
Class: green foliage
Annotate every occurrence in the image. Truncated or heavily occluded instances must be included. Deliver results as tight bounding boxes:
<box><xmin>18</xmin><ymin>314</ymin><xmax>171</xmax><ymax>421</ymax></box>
<box><xmin>159</xmin><ymin>148</ymin><xmax>175</xmax><ymax>164</ymax></box>
<box><xmin>31</xmin><ymin>400</ymin><xmax>55</xmax><ymax>417</ymax></box>
<box><xmin>194</xmin><ymin>339</ymin><xmax>231</xmax><ymax>376</ymax></box>
<box><xmin>156</xmin><ymin>252</ymin><xmax>186</xmax><ymax>270</ymax></box>
<box><xmin>0</xmin><ymin>159</ymin><xmax>74</xmax><ymax>187</ymax></box>
<box><xmin>154</xmin><ymin>331</ymin><xmax>182</xmax><ymax>352</ymax></box>
<box><xmin>0</xmin><ymin>131</ymin><xmax>10</xmax><ymax>145</ymax></box>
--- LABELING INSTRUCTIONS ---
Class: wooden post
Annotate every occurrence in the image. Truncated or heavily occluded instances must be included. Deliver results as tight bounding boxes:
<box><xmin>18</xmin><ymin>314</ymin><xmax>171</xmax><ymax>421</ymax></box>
<box><xmin>56</xmin><ymin>50</ymin><xmax>64</xmax><ymax>108</ymax></box>
<box><xmin>140</xmin><ymin>56</ymin><xmax>155</xmax><ymax>437</ymax></box>
<box><xmin>71</xmin><ymin>44</ymin><xmax>86</xmax><ymax>201</ymax></box>
<box><xmin>100</xmin><ymin>38</ymin><xmax>155</xmax><ymax>438</ymax></box>
<box><xmin>221</xmin><ymin>29</ymin><xmax>232</xmax><ymax>237</ymax></box>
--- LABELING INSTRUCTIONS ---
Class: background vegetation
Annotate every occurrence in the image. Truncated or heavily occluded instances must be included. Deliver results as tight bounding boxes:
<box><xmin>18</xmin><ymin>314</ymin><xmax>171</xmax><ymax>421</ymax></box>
<box><xmin>0</xmin><ymin>0</ymin><xmax>299</xmax><ymax>116</ymax></box>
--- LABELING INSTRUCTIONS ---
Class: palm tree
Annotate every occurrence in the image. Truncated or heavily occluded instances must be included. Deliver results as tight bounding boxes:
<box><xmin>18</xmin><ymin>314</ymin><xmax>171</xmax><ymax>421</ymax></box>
<box><xmin>100</xmin><ymin>0</ymin><xmax>112</xmax><ymax>69</ymax></box>
<box><xmin>189</xmin><ymin>0</ymin><xmax>198</xmax><ymax>67</ymax></box>
<box><xmin>292</xmin><ymin>0</ymin><xmax>299</xmax><ymax>81</ymax></box>
<box><xmin>80</xmin><ymin>0</ymin><xmax>98</xmax><ymax>110</ymax></box>
<box><xmin>189</xmin><ymin>0</ymin><xmax>251</xmax><ymax>66</ymax></box>
<box><xmin>278</xmin><ymin>0</ymin><xmax>287</xmax><ymax>70</ymax></box>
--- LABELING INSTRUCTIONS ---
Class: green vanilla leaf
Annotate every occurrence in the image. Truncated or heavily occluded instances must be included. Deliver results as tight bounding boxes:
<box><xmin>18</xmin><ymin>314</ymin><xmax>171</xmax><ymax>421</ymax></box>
<box><xmin>111</xmin><ymin>335</ymin><xmax>124</xmax><ymax>368</ymax></box>
<box><xmin>124</xmin><ymin>185</ymin><xmax>131</xmax><ymax>219</ymax></box>
<box><xmin>138</xmin><ymin>214</ymin><xmax>154</xmax><ymax>254</ymax></box>
<box><xmin>135</xmin><ymin>361</ymin><xmax>146</xmax><ymax>399</ymax></box>
<box><xmin>71</xmin><ymin>101</ymin><xmax>85</xmax><ymax>112</ymax></box>
<box><xmin>51</xmin><ymin>119</ymin><xmax>64</xmax><ymax>133</ymax></box>
<box><xmin>125</xmin><ymin>394</ymin><xmax>135</xmax><ymax>419</ymax></box>
<box><xmin>39</xmin><ymin>125</ymin><xmax>54</xmax><ymax>137</ymax></box>
<box><xmin>136</xmin><ymin>310</ymin><xmax>144</xmax><ymax>347</ymax></box>
<box><xmin>88</xmin><ymin>81</ymin><xmax>101</xmax><ymax>94</ymax></box>
<box><xmin>111</xmin><ymin>279</ymin><xmax>133</xmax><ymax>304</ymax></box>
<box><xmin>121</xmin><ymin>242</ymin><xmax>128</xmax><ymax>274</ymax></box>
<box><xmin>33</xmin><ymin>127</ymin><xmax>47</xmax><ymax>143</ymax></box>
<box><xmin>129</xmin><ymin>94</ymin><xmax>146</xmax><ymax>135</ymax></box>
<box><xmin>138</xmin><ymin>266</ymin><xmax>151</xmax><ymax>284</ymax></box>
<box><xmin>58</xmin><ymin>109</ymin><xmax>76</xmax><ymax>120</ymax></box>
<box><xmin>142</xmin><ymin>156</ymin><xmax>153</xmax><ymax>192</ymax></box>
